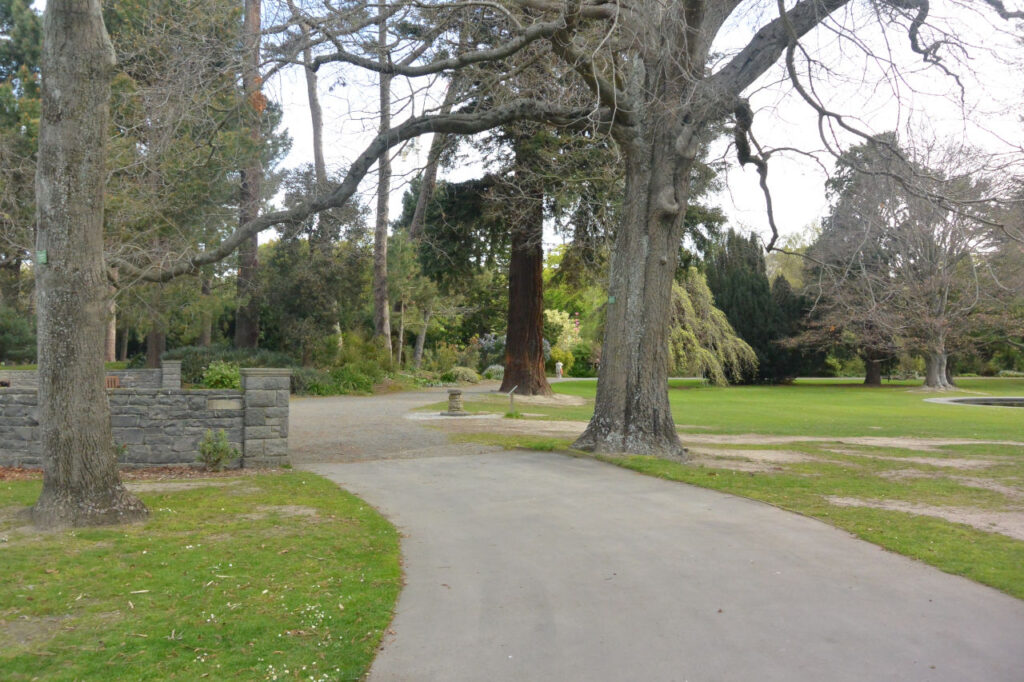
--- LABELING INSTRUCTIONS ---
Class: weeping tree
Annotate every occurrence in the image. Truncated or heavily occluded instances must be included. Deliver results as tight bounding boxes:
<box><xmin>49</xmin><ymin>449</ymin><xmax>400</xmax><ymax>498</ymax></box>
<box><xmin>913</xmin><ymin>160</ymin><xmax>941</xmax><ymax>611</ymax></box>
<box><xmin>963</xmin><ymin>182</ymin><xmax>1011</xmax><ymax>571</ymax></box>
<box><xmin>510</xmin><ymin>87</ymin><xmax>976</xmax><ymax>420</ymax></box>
<box><xmin>670</xmin><ymin>268</ymin><xmax>758</xmax><ymax>385</ymax></box>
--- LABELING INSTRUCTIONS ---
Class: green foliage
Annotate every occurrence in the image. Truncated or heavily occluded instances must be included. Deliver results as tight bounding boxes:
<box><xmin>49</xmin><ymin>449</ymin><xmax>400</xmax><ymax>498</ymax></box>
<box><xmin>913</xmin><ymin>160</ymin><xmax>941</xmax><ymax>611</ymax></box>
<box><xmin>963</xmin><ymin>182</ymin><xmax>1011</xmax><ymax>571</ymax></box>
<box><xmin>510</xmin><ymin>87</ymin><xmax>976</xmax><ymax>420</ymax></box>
<box><xmin>197</xmin><ymin>428</ymin><xmax>239</xmax><ymax>471</ymax></box>
<box><xmin>422</xmin><ymin>341</ymin><xmax>461</xmax><ymax>374</ymax></box>
<box><xmin>163</xmin><ymin>346</ymin><xmax>295</xmax><ymax>385</ymax></box>
<box><xmin>201</xmin><ymin>360</ymin><xmax>241</xmax><ymax>390</ymax></box>
<box><xmin>441</xmin><ymin>366</ymin><xmax>481</xmax><ymax>383</ymax></box>
<box><xmin>704</xmin><ymin>230</ymin><xmax>817</xmax><ymax>382</ymax></box>
<box><xmin>669</xmin><ymin>270</ymin><xmax>757</xmax><ymax>385</ymax></box>
<box><xmin>568</xmin><ymin>342</ymin><xmax>598</xmax><ymax>377</ymax></box>
<box><xmin>0</xmin><ymin>304</ymin><xmax>34</xmax><ymax>362</ymax></box>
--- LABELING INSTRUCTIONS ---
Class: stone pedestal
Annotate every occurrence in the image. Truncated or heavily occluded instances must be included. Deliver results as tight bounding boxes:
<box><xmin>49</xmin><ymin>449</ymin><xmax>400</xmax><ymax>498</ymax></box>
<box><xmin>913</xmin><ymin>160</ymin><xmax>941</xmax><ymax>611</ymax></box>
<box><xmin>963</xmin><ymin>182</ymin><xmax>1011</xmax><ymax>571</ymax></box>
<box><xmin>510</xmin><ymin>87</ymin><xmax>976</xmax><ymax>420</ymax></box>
<box><xmin>240</xmin><ymin>368</ymin><xmax>291</xmax><ymax>467</ymax></box>
<box><xmin>441</xmin><ymin>388</ymin><xmax>468</xmax><ymax>416</ymax></box>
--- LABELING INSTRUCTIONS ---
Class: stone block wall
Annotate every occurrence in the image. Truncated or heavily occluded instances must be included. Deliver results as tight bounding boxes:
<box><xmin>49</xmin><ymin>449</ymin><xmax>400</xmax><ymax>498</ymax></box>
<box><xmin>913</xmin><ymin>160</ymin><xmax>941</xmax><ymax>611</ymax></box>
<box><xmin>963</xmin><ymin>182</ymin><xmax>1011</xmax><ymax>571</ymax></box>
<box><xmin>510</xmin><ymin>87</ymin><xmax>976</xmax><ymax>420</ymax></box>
<box><xmin>0</xmin><ymin>364</ymin><xmax>290</xmax><ymax>469</ymax></box>
<box><xmin>240</xmin><ymin>369</ymin><xmax>291</xmax><ymax>468</ymax></box>
<box><xmin>0</xmin><ymin>361</ymin><xmax>181</xmax><ymax>390</ymax></box>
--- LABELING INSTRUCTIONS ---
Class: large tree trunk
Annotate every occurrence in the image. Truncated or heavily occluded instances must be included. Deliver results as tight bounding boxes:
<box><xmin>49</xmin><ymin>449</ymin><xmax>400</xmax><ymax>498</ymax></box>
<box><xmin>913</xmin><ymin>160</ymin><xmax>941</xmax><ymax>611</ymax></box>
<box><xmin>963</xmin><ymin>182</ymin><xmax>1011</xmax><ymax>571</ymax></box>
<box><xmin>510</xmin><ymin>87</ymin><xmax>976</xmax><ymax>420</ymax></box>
<box><xmin>372</xmin><ymin>14</ymin><xmax>392</xmax><ymax>354</ymax></box>
<box><xmin>145</xmin><ymin>326</ymin><xmax>166</xmax><ymax>369</ymax></box>
<box><xmin>233</xmin><ymin>0</ymin><xmax>263</xmax><ymax>349</ymax></box>
<box><xmin>573</xmin><ymin>126</ymin><xmax>693</xmax><ymax>458</ymax></box>
<box><xmin>863</xmin><ymin>353</ymin><xmax>883</xmax><ymax>386</ymax></box>
<box><xmin>500</xmin><ymin>139</ymin><xmax>551</xmax><ymax>397</ymax></box>
<box><xmin>924</xmin><ymin>349</ymin><xmax>954</xmax><ymax>390</ymax></box>
<box><xmin>31</xmin><ymin>0</ymin><xmax>146</xmax><ymax>528</ymax></box>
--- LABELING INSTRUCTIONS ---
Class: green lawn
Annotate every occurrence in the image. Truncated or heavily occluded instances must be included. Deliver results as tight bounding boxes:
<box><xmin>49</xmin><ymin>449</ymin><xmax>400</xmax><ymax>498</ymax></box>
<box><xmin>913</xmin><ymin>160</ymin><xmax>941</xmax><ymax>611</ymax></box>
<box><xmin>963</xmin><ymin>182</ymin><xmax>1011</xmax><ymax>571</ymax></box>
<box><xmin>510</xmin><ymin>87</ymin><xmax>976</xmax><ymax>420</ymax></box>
<box><xmin>454</xmin><ymin>377</ymin><xmax>1024</xmax><ymax>441</ymax></box>
<box><xmin>0</xmin><ymin>472</ymin><xmax>400</xmax><ymax>681</ymax></box>
<box><xmin>441</xmin><ymin>377</ymin><xmax>1024</xmax><ymax>599</ymax></box>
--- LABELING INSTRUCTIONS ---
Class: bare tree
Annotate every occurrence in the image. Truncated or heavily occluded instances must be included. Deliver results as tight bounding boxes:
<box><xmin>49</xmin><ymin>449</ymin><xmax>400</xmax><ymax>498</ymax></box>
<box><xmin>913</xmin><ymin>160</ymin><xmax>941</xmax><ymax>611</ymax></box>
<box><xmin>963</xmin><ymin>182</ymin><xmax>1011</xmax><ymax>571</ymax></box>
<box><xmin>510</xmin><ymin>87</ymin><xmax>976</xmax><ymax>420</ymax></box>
<box><xmin>31</xmin><ymin>0</ymin><xmax>147</xmax><ymax>528</ymax></box>
<box><xmin>809</xmin><ymin>135</ymin><xmax>1006</xmax><ymax>389</ymax></box>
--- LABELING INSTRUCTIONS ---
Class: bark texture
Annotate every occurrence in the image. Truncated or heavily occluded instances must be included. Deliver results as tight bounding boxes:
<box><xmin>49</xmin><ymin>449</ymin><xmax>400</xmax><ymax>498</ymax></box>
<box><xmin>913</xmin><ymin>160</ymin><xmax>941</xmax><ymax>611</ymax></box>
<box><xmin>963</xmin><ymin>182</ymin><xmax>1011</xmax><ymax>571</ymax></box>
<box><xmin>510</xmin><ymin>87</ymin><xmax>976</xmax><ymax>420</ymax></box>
<box><xmin>31</xmin><ymin>0</ymin><xmax>147</xmax><ymax>528</ymax></box>
<box><xmin>234</xmin><ymin>0</ymin><xmax>263</xmax><ymax>348</ymax></box>
<box><xmin>925</xmin><ymin>349</ymin><xmax>954</xmax><ymax>390</ymax></box>
<box><xmin>499</xmin><ymin>140</ymin><xmax>551</xmax><ymax>396</ymax></box>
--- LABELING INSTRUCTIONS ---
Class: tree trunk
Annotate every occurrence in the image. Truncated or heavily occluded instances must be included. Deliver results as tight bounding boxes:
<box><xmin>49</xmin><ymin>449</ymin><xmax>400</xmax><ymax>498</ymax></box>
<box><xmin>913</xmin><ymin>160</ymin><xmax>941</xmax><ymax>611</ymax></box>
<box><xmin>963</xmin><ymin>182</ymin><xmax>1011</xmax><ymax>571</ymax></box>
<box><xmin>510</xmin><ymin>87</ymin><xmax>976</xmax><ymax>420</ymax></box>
<box><xmin>945</xmin><ymin>358</ymin><xmax>956</xmax><ymax>388</ymax></box>
<box><xmin>145</xmin><ymin>326</ymin><xmax>165</xmax><ymax>369</ymax></box>
<box><xmin>105</xmin><ymin>295</ymin><xmax>117</xmax><ymax>363</ymax></box>
<box><xmin>233</xmin><ymin>0</ymin><xmax>263</xmax><ymax>349</ymax></box>
<box><xmin>573</xmin><ymin>126</ymin><xmax>693</xmax><ymax>458</ymax></box>
<box><xmin>924</xmin><ymin>349</ymin><xmax>953</xmax><ymax>390</ymax></box>
<box><xmin>199</xmin><ymin>276</ymin><xmax>213</xmax><ymax>347</ymax></box>
<box><xmin>396</xmin><ymin>301</ymin><xmax>405</xmax><ymax>367</ymax></box>
<box><xmin>413</xmin><ymin>305</ymin><xmax>431</xmax><ymax>370</ymax></box>
<box><xmin>500</xmin><ymin>139</ymin><xmax>551</xmax><ymax>397</ymax></box>
<box><xmin>118</xmin><ymin>327</ymin><xmax>128</xmax><ymax>362</ymax></box>
<box><xmin>31</xmin><ymin>0</ymin><xmax>146</xmax><ymax>528</ymax></box>
<box><xmin>409</xmin><ymin>81</ymin><xmax>458</xmax><ymax>240</ymax></box>
<box><xmin>372</xmin><ymin>14</ymin><xmax>392</xmax><ymax>354</ymax></box>
<box><xmin>863</xmin><ymin>355</ymin><xmax>882</xmax><ymax>386</ymax></box>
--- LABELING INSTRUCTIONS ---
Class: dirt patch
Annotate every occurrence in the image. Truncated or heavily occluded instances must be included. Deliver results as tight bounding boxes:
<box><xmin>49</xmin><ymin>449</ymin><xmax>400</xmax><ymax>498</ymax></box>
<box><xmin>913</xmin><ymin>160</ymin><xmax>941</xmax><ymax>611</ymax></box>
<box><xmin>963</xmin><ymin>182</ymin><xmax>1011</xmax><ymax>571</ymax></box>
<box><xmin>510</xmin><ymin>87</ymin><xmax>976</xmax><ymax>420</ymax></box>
<box><xmin>880</xmin><ymin>470</ymin><xmax>1024</xmax><ymax>500</ymax></box>
<box><xmin>826</xmin><ymin>449</ymin><xmax>998</xmax><ymax>470</ymax></box>
<box><xmin>125</xmin><ymin>479</ymin><xmax>245</xmax><ymax>494</ymax></box>
<box><xmin>686</xmin><ymin>458</ymin><xmax>786</xmax><ymax>473</ymax></box>
<box><xmin>826</xmin><ymin>496</ymin><xmax>1024</xmax><ymax>541</ymax></box>
<box><xmin>240</xmin><ymin>505</ymin><xmax>319</xmax><ymax>521</ymax></box>
<box><xmin>0</xmin><ymin>615</ymin><xmax>67</xmax><ymax>652</ymax></box>
<box><xmin>434</xmin><ymin>418</ymin><xmax>584</xmax><ymax>439</ymax></box>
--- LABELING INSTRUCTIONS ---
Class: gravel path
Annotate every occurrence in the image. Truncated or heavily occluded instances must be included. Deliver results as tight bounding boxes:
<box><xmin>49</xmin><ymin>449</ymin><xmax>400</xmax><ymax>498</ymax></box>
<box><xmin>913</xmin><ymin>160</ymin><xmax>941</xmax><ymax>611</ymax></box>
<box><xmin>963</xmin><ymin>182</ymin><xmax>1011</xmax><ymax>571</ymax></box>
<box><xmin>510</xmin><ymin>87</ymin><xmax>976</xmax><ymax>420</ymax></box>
<box><xmin>289</xmin><ymin>385</ymin><xmax>504</xmax><ymax>465</ymax></box>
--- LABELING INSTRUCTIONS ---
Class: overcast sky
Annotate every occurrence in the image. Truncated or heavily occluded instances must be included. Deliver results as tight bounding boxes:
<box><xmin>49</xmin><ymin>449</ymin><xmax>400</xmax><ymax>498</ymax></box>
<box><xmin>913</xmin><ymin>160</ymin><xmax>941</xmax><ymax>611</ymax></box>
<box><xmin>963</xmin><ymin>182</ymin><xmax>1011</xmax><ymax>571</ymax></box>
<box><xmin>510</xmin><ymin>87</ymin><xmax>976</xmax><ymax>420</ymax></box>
<box><xmin>266</xmin><ymin>0</ymin><xmax>1022</xmax><ymax>250</ymax></box>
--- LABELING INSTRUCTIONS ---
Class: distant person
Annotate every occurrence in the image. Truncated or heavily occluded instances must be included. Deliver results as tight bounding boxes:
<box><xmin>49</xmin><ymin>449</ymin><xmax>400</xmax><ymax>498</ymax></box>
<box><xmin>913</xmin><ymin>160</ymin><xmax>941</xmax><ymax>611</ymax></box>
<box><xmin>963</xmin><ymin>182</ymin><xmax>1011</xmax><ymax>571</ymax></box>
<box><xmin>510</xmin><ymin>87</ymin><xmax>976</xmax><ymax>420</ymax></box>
<box><xmin>555</xmin><ymin>361</ymin><xmax>563</xmax><ymax>379</ymax></box>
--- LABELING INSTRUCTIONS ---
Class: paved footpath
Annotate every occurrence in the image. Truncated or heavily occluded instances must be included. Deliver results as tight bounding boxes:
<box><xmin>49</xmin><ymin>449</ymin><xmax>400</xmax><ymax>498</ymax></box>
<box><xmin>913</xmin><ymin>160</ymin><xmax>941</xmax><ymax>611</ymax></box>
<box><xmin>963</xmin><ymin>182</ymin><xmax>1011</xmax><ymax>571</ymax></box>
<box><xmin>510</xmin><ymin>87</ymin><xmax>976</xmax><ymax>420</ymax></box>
<box><xmin>292</xmin><ymin>391</ymin><xmax>1024</xmax><ymax>682</ymax></box>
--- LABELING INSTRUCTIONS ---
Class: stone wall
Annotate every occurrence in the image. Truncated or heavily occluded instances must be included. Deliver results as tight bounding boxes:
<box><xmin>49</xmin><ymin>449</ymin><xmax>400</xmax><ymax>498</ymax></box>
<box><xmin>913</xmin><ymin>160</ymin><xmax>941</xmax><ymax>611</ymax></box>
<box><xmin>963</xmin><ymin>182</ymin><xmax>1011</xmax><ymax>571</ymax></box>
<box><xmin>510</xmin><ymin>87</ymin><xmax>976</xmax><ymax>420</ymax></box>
<box><xmin>0</xmin><ymin>364</ymin><xmax>290</xmax><ymax>469</ymax></box>
<box><xmin>0</xmin><ymin>361</ymin><xmax>181</xmax><ymax>390</ymax></box>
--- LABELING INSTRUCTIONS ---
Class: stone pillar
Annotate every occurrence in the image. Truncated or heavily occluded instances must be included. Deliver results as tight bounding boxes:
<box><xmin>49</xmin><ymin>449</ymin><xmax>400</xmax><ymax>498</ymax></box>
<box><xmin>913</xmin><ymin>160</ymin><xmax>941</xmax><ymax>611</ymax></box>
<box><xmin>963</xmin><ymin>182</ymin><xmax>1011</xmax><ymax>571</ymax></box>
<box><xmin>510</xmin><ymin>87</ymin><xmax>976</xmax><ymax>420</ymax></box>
<box><xmin>161</xmin><ymin>361</ymin><xmax>182</xmax><ymax>389</ymax></box>
<box><xmin>240</xmin><ymin>368</ymin><xmax>291</xmax><ymax>467</ymax></box>
<box><xmin>441</xmin><ymin>388</ymin><xmax>468</xmax><ymax>416</ymax></box>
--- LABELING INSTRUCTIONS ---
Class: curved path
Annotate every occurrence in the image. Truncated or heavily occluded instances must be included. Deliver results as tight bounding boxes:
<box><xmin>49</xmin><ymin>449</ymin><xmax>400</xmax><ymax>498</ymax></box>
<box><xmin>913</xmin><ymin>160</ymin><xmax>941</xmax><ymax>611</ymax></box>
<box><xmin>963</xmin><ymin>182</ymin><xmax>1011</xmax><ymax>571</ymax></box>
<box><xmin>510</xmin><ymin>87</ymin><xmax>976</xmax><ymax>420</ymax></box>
<box><xmin>292</xmin><ymin>389</ymin><xmax>1024</xmax><ymax>682</ymax></box>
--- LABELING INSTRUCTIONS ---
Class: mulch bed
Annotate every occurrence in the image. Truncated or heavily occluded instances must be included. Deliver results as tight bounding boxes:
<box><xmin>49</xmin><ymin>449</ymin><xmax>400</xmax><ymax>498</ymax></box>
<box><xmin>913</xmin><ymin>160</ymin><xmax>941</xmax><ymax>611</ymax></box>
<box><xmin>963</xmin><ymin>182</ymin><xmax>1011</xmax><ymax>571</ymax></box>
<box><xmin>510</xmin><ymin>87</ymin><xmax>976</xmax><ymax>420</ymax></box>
<box><xmin>0</xmin><ymin>465</ymin><xmax>282</xmax><ymax>482</ymax></box>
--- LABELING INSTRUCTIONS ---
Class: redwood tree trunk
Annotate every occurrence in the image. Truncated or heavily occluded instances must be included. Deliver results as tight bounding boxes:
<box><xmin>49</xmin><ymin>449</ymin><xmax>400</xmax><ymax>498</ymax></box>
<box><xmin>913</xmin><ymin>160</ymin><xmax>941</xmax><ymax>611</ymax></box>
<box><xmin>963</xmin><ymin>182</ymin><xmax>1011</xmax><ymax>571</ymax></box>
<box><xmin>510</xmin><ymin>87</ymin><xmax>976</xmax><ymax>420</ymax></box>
<box><xmin>31</xmin><ymin>0</ymin><xmax>146</xmax><ymax>528</ymax></box>
<box><xmin>234</xmin><ymin>0</ymin><xmax>262</xmax><ymax>348</ymax></box>
<box><xmin>499</xmin><ymin>144</ymin><xmax>551</xmax><ymax>396</ymax></box>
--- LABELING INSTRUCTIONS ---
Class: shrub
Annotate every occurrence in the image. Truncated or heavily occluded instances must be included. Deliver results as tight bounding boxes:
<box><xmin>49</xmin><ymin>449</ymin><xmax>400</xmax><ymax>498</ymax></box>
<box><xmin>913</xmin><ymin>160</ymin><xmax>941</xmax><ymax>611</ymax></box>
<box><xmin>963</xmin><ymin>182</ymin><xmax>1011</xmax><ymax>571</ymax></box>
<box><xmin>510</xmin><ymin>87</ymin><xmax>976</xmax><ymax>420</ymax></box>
<box><xmin>422</xmin><ymin>341</ymin><xmax>460</xmax><ymax>373</ymax></box>
<box><xmin>476</xmin><ymin>333</ymin><xmax>505</xmax><ymax>371</ymax></box>
<box><xmin>198</xmin><ymin>429</ymin><xmax>239</xmax><ymax>471</ymax></box>
<box><xmin>202</xmin><ymin>360</ymin><xmax>241</xmax><ymax>389</ymax></box>
<box><xmin>482</xmin><ymin>364</ymin><xmax>505</xmax><ymax>380</ymax></box>
<box><xmin>568</xmin><ymin>342</ymin><xmax>598</xmax><ymax>377</ymax></box>
<box><xmin>441</xmin><ymin>366</ymin><xmax>481</xmax><ymax>383</ymax></box>
<box><xmin>0</xmin><ymin>306</ymin><xmax>35</xmax><ymax>363</ymax></box>
<box><xmin>998</xmin><ymin>369</ymin><xmax>1024</xmax><ymax>378</ymax></box>
<box><xmin>548</xmin><ymin>346</ymin><xmax>574</xmax><ymax>375</ymax></box>
<box><xmin>163</xmin><ymin>346</ymin><xmax>296</xmax><ymax>384</ymax></box>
